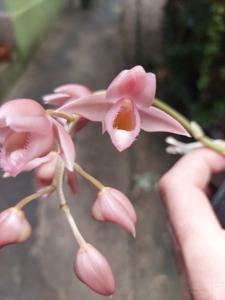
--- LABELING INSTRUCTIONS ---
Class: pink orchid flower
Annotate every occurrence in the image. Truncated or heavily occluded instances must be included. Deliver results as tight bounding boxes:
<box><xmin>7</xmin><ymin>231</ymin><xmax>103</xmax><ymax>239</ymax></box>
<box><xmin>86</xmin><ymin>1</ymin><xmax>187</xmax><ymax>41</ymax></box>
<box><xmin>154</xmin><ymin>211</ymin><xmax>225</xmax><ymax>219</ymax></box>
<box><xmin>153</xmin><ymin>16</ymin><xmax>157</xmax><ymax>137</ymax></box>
<box><xmin>57</xmin><ymin>66</ymin><xmax>189</xmax><ymax>151</ymax></box>
<box><xmin>43</xmin><ymin>83</ymin><xmax>91</xmax><ymax>107</ymax></box>
<box><xmin>0</xmin><ymin>99</ymin><xmax>75</xmax><ymax>176</ymax></box>
<box><xmin>43</xmin><ymin>84</ymin><xmax>92</xmax><ymax>135</ymax></box>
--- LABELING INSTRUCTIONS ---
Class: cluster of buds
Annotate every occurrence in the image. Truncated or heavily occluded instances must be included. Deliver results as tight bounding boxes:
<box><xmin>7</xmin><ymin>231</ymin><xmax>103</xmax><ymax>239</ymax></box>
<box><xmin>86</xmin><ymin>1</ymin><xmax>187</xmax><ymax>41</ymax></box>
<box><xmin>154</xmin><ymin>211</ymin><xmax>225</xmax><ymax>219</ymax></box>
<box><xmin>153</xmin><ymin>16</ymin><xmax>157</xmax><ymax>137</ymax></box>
<box><xmin>0</xmin><ymin>66</ymin><xmax>188</xmax><ymax>296</ymax></box>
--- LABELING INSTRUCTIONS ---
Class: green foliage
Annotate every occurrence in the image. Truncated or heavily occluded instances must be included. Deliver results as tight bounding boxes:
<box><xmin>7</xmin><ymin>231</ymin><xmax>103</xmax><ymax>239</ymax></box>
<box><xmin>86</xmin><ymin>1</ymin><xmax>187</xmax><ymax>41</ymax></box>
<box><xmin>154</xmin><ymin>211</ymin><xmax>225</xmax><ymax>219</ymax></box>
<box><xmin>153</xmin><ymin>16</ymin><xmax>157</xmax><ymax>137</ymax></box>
<box><xmin>4</xmin><ymin>0</ymin><xmax>63</xmax><ymax>58</ymax></box>
<box><xmin>164</xmin><ymin>0</ymin><xmax>225</xmax><ymax>132</ymax></box>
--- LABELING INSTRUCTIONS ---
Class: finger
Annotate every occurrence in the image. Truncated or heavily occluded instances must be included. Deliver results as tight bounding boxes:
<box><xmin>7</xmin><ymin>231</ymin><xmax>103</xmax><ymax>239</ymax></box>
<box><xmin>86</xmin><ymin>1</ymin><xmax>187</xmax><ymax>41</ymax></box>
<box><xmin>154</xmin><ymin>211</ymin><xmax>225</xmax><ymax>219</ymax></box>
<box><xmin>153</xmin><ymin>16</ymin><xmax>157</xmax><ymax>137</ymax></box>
<box><xmin>167</xmin><ymin>147</ymin><xmax>225</xmax><ymax>189</ymax></box>
<box><xmin>159</xmin><ymin>148</ymin><xmax>225</xmax><ymax>246</ymax></box>
<box><xmin>159</xmin><ymin>148</ymin><xmax>225</xmax><ymax>298</ymax></box>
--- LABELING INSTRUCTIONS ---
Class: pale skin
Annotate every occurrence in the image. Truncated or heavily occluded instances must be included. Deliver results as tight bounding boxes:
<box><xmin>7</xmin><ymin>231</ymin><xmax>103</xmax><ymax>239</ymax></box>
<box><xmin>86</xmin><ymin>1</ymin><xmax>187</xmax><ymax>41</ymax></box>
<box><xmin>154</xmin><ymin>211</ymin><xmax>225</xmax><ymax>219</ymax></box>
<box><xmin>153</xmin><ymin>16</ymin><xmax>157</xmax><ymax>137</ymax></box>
<box><xmin>159</xmin><ymin>148</ymin><xmax>225</xmax><ymax>300</ymax></box>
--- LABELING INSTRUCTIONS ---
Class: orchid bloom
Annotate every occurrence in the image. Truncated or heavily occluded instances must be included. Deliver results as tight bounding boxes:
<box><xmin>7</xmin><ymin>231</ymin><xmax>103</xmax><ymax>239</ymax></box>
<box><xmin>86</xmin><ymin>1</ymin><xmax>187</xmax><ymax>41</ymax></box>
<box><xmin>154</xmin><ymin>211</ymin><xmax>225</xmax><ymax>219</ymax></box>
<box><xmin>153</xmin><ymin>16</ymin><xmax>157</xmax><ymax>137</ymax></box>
<box><xmin>0</xmin><ymin>99</ymin><xmax>75</xmax><ymax>176</ymax></box>
<box><xmin>43</xmin><ymin>83</ymin><xmax>91</xmax><ymax>107</ymax></box>
<box><xmin>57</xmin><ymin>66</ymin><xmax>189</xmax><ymax>151</ymax></box>
<box><xmin>43</xmin><ymin>84</ymin><xmax>92</xmax><ymax>135</ymax></box>
<box><xmin>34</xmin><ymin>151</ymin><xmax>77</xmax><ymax>194</ymax></box>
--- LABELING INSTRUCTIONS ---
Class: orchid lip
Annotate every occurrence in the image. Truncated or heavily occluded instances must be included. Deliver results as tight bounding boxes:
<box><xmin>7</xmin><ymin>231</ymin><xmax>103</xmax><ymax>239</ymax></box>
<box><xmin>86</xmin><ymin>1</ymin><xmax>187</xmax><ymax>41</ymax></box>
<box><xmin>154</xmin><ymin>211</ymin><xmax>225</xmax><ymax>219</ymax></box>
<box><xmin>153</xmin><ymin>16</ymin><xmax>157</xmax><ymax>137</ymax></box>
<box><xmin>113</xmin><ymin>98</ymin><xmax>135</xmax><ymax>132</ymax></box>
<box><xmin>0</xmin><ymin>116</ymin><xmax>8</xmax><ymax>127</ymax></box>
<box><xmin>0</xmin><ymin>132</ymin><xmax>32</xmax><ymax>175</ymax></box>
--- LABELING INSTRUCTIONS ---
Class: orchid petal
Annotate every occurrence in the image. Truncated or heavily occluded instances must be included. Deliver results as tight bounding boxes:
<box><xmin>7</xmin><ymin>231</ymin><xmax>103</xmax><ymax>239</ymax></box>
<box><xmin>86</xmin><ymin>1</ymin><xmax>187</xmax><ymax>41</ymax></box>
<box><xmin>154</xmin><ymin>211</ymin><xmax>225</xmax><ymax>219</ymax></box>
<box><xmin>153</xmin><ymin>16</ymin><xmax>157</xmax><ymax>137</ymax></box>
<box><xmin>52</xmin><ymin>119</ymin><xmax>75</xmax><ymax>170</ymax></box>
<box><xmin>54</xmin><ymin>84</ymin><xmax>91</xmax><ymax>98</ymax></box>
<box><xmin>0</xmin><ymin>99</ymin><xmax>44</xmax><ymax>118</ymax></box>
<box><xmin>0</xmin><ymin>99</ymin><xmax>52</xmax><ymax>133</ymax></box>
<box><xmin>106</xmin><ymin>70</ymin><xmax>129</xmax><ymax>100</ymax></box>
<box><xmin>58</xmin><ymin>93</ymin><xmax>112</xmax><ymax>122</ymax></box>
<box><xmin>140</xmin><ymin>106</ymin><xmax>189</xmax><ymax>136</ymax></box>
<box><xmin>23</xmin><ymin>152</ymin><xmax>55</xmax><ymax>172</ymax></box>
<box><xmin>9</xmin><ymin>116</ymin><xmax>52</xmax><ymax>133</ymax></box>
<box><xmin>135</xmin><ymin>72</ymin><xmax>156</xmax><ymax>108</ymax></box>
<box><xmin>43</xmin><ymin>84</ymin><xmax>91</xmax><ymax>108</ymax></box>
<box><xmin>107</xmin><ymin>66</ymin><xmax>147</xmax><ymax>102</ymax></box>
<box><xmin>43</xmin><ymin>93</ymin><xmax>70</xmax><ymax>106</ymax></box>
<box><xmin>67</xmin><ymin>171</ymin><xmax>78</xmax><ymax>193</ymax></box>
<box><xmin>104</xmin><ymin>99</ymin><xmax>141</xmax><ymax>151</ymax></box>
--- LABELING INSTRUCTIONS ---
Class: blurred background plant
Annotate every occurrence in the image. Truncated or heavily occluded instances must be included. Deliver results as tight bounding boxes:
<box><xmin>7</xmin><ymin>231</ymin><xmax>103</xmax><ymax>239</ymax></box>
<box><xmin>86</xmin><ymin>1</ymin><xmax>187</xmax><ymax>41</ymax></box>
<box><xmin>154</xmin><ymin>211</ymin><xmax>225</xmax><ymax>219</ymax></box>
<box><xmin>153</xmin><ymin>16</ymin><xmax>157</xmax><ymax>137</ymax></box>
<box><xmin>164</xmin><ymin>0</ymin><xmax>225</xmax><ymax>135</ymax></box>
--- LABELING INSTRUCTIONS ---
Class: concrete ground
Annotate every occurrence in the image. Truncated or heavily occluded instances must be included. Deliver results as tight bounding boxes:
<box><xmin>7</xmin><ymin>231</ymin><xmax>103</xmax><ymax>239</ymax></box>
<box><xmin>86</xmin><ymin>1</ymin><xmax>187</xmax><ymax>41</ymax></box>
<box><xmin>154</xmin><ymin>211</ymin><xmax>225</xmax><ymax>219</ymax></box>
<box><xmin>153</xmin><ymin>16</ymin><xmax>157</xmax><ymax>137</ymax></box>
<box><xmin>0</xmin><ymin>1</ymin><xmax>181</xmax><ymax>299</ymax></box>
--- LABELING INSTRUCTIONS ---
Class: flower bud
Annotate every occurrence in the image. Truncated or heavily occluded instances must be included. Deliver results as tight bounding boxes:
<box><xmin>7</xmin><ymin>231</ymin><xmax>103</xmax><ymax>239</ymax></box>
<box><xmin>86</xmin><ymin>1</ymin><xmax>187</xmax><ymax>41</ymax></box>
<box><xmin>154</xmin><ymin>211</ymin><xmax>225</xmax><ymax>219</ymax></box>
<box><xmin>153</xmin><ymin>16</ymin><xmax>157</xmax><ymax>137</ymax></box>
<box><xmin>92</xmin><ymin>187</ymin><xmax>136</xmax><ymax>236</ymax></box>
<box><xmin>74</xmin><ymin>243</ymin><xmax>115</xmax><ymax>296</ymax></box>
<box><xmin>35</xmin><ymin>155</ymin><xmax>57</xmax><ymax>189</ymax></box>
<box><xmin>0</xmin><ymin>207</ymin><xmax>32</xmax><ymax>248</ymax></box>
<box><xmin>35</xmin><ymin>152</ymin><xmax>77</xmax><ymax>194</ymax></box>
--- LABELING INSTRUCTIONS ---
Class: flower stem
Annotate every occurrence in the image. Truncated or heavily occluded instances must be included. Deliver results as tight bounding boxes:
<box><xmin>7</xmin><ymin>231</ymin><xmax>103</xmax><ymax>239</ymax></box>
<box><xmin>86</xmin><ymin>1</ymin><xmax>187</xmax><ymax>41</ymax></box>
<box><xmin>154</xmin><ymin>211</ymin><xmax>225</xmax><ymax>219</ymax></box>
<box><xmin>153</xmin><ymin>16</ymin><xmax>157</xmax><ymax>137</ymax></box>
<box><xmin>55</xmin><ymin>158</ymin><xmax>87</xmax><ymax>247</ymax></box>
<box><xmin>153</xmin><ymin>99</ymin><xmax>191</xmax><ymax>132</ymax></box>
<box><xmin>73</xmin><ymin>162</ymin><xmax>104</xmax><ymax>190</ymax></box>
<box><xmin>68</xmin><ymin>116</ymin><xmax>81</xmax><ymax>134</ymax></box>
<box><xmin>47</xmin><ymin>109</ymin><xmax>78</xmax><ymax>123</ymax></box>
<box><xmin>60</xmin><ymin>203</ymin><xmax>86</xmax><ymax>247</ymax></box>
<box><xmin>47</xmin><ymin>109</ymin><xmax>85</xmax><ymax>135</ymax></box>
<box><xmin>15</xmin><ymin>185</ymin><xmax>55</xmax><ymax>210</ymax></box>
<box><xmin>153</xmin><ymin>98</ymin><xmax>225</xmax><ymax>156</ymax></box>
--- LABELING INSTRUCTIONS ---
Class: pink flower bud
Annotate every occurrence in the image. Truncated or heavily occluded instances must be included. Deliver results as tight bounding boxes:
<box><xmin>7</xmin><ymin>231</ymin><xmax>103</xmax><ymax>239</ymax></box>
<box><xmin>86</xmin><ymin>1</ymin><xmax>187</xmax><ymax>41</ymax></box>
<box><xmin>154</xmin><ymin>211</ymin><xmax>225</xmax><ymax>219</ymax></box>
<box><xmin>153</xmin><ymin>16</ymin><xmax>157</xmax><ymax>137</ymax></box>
<box><xmin>74</xmin><ymin>243</ymin><xmax>115</xmax><ymax>296</ymax></box>
<box><xmin>92</xmin><ymin>187</ymin><xmax>136</xmax><ymax>236</ymax></box>
<box><xmin>0</xmin><ymin>207</ymin><xmax>32</xmax><ymax>248</ymax></box>
<box><xmin>35</xmin><ymin>152</ymin><xmax>57</xmax><ymax>190</ymax></box>
<box><xmin>34</xmin><ymin>152</ymin><xmax>77</xmax><ymax>195</ymax></box>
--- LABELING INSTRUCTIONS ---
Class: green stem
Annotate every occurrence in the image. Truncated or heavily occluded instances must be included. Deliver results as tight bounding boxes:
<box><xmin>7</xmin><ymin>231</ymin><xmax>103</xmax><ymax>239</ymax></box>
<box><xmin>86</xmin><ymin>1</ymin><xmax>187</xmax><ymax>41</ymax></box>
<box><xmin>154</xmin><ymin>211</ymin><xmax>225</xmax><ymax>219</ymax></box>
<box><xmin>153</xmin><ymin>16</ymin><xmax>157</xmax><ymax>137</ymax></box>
<box><xmin>153</xmin><ymin>98</ymin><xmax>225</xmax><ymax>156</ymax></box>
<box><xmin>153</xmin><ymin>99</ymin><xmax>192</xmax><ymax>133</ymax></box>
<box><xmin>68</xmin><ymin>116</ymin><xmax>81</xmax><ymax>134</ymax></box>
<box><xmin>198</xmin><ymin>136</ymin><xmax>225</xmax><ymax>155</ymax></box>
<box><xmin>16</xmin><ymin>185</ymin><xmax>55</xmax><ymax>210</ymax></box>
<box><xmin>73</xmin><ymin>162</ymin><xmax>104</xmax><ymax>190</ymax></box>
<box><xmin>47</xmin><ymin>109</ymin><xmax>78</xmax><ymax>123</ymax></box>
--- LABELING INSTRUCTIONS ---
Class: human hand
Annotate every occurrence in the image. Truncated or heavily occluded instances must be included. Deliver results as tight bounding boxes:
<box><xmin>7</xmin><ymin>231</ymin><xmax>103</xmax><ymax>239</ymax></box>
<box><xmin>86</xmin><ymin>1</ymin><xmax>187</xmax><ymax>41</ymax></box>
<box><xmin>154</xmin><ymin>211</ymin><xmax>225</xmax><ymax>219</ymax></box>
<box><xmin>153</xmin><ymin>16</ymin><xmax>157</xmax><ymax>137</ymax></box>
<box><xmin>159</xmin><ymin>148</ymin><xmax>225</xmax><ymax>300</ymax></box>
